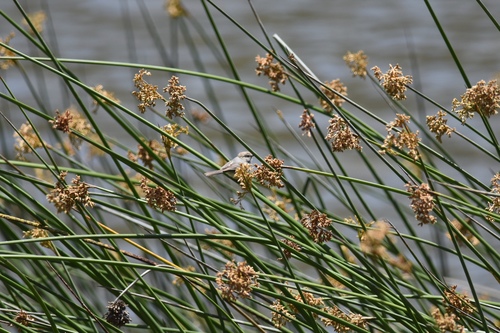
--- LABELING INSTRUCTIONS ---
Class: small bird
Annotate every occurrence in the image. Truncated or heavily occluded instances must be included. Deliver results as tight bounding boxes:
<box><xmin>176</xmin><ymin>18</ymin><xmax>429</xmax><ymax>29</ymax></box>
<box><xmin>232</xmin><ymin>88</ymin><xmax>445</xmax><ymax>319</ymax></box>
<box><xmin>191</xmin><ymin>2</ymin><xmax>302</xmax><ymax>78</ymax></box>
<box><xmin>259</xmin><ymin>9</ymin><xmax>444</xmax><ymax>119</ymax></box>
<box><xmin>204</xmin><ymin>151</ymin><xmax>253</xmax><ymax>177</ymax></box>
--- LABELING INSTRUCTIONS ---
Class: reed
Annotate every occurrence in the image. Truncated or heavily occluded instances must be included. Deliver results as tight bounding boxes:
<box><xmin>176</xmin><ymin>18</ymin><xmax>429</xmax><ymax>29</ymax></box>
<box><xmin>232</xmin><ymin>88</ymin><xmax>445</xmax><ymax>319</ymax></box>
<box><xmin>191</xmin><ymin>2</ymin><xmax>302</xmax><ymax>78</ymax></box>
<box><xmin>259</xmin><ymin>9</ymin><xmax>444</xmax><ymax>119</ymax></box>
<box><xmin>0</xmin><ymin>1</ymin><xmax>498</xmax><ymax>332</ymax></box>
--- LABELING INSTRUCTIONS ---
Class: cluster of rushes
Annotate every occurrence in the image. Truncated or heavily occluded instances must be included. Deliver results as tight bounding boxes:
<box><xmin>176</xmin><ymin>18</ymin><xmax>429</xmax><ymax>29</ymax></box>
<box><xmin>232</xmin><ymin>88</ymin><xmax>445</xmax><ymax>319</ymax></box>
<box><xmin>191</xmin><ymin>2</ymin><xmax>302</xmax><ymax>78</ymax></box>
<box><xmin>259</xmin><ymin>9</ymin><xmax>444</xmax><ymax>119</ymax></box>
<box><xmin>0</xmin><ymin>1</ymin><xmax>499</xmax><ymax>332</ymax></box>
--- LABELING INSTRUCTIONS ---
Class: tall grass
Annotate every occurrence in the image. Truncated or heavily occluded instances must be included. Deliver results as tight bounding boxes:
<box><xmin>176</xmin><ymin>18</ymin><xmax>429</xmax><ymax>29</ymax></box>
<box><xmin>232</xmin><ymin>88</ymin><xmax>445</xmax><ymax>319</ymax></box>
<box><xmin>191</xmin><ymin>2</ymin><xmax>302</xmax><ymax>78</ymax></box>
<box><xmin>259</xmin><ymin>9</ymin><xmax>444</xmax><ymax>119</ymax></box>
<box><xmin>0</xmin><ymin>1</ymin><xmax>498</xmax><ymax>332</ymax></box>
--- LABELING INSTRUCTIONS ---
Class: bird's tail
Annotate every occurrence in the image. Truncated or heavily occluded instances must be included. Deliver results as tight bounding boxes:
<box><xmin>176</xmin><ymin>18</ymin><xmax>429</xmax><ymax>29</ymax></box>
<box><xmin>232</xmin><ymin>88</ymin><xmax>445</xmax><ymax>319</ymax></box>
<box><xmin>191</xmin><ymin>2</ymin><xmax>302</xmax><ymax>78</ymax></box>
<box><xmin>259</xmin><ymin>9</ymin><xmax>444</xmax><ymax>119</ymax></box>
<box><xmin>204</xmin><ymin>170</ymin><xmax>222</xmax><ymax>177</ymax></box>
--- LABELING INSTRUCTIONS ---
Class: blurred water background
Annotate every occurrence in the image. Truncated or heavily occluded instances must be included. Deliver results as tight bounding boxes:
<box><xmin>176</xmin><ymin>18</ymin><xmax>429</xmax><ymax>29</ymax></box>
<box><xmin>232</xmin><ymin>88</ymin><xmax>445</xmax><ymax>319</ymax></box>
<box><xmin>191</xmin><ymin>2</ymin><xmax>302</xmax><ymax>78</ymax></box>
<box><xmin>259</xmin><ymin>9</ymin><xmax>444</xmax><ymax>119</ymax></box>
<box><xmin>1</xmin><ymin>0</ymin><xmax>499</xmax><ymax>290</ymax></box>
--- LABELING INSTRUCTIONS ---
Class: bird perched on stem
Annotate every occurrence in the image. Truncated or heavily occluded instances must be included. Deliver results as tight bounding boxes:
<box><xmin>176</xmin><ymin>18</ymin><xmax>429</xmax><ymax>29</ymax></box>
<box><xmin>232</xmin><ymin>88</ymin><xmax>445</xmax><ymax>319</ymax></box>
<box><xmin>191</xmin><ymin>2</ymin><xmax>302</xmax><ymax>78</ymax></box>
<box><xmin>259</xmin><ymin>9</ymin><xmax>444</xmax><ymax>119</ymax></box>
<box><xmin>204</xmin><ymin>151</ymin><xmax>253</xmax><ymax>176</ymax></box>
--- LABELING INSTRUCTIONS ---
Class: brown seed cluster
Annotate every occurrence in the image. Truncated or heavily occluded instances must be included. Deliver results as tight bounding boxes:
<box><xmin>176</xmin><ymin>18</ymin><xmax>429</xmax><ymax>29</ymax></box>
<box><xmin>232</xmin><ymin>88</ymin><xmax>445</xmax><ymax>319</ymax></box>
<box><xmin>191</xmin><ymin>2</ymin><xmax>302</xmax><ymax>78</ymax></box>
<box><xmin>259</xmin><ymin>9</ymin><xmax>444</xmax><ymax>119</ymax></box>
<box><xmin>253</xmin><ymin>155</ymin><xmax>284</xmax><ymax>188</ymax></box>
<box><xmin>390</xmin><ymin>254</ymin><xmax>413</xmax><ymax>274</ymax></box>
<box><xmin>165</xmin><ymin>0</ymin><xmax>188</xmax><ymax>18</ymax></box>
<box><xmin>23</xmin><ymin>228</ymin><xmax>55</xmax><ymax>251</ymax></box>
<box><xmin>343</xmin><ymin>50</ymin><xmax>368</xmax><ymax>78</ymax></box>
<box><xmin>340</xmin><ymin>243</ymin><xmax>357</xmax><ymax>264</ymax></box>
<box><xmin>426</xmin><ymin>110</ymin><xmax>455</xmax><ymax>143</ymax></box>
<box><xmin>263</xmin><ymin>193</ymin><xmax>295</xmax><ymax>222</ymax></box>
<box><xmin>406</xmin><ymin>183</ymin><xmax>436</xmax><ymax>226</ymax></box>
<box><xmin>271</xmin><ymin>288</ymin><xmax>366</xmax><ymax>330</ymax></box>
<box><xmin>104</xmin><ymin>300</ymin><xmax>131</xmax><ymax>328</ymax></box>
<box><xmin>452</xmin><ymin>79</ymin><xmax>500</xmax><ymax>123</ymax></box>
<box><xmin>132</xmin><ymin>69</ymin><xmax>166</xmax><ymax>113</ymax></box>
<box><xmin>140</xmin><ymin>177</ymin><xmax>177</xmax><ymax>212</ymax></box>
<box><xmin>372</xmin><ymin>64</ymin><xmax>413</xmax><ymax>100</ymax></box>
<box><xmin>50</xmin><ymin>107</ymin><xmax>91</xmax><ymax>149</ymax></box>
<box><xmin>359</xmin><ymin>221</ymin><xmax>412</xmax><ymax>273</ymax></box>
<box><xmin>320</xmin><ymin>79</ymin><xmax>348</xmax><ymax>111</ymax></box>
<box><xmin>13</xmin><ymin>309</ymin><xmax>34</xmax><ymax>328</ymax></box>
<box><xmin>14</xmin><ymin>122</ymin><xmax>45</xmax><ymax>157</ymax></box>
<box><xmin>255</xmin><ymin>53</ymin><xmax>288</xmax><ymax>92</ymax></box>
<box><xmin>300</xmin><ymin>210</ymin><xmax>333</xmax><ymax>244</ymax></box>
<box><xmin>278</xmin><ymin>235</ymin><xmax>301</xmax><ymax>261</ymax></box>
<box><xmin>21</xmin><ymin>11</ymin><xmax>46</xmax><ymax>35</ymax></box>
<box><xmin>128</xmin><ymin>140</ymin><xmax>167</xmax><ymax>170</ymax></box>
<box><xmin>92</xmin><ymin>84</ymin><xmax>120</xmax><ymax>110</ymax></box>
<box><xmin>325</xmin><ymin>115</ymin><xmax>362</xmax><ymax>152</ymax></box>
<box><xmin>161</xmin><ymin>123</ymin><xmax>189</xmax><ymax>155</ymax></box>
<box><xmin>486</xmin><ymin>172</ymin><xmax>500</xmax><ymax>222</ymax></box>
<box><xmin>360</xmin><ymin>220</ymin><xmax>392</xmax><ymax>257</ymax></box>
<box><xmin>298</xmin><ymin>109</ymin><xmax>315</xmax><ymax>137</ymax></box>
<box><xmin>380</xmin><ymin>114</ymin><xmax>420</xmax><ymax>160</ymax></box>
<box><xmin>431</xmin><ymin>307</ymin><xmax>465</xmax><ymax>333</ymax></box>
<box><xmin>443</xmin><ymin>285</ymin><xmax>474</xmax><ymax>320</ymax></box>
<box><xmin>216</xmin><ymin>260</ymin><xmax>259</xmax><ymax>302</ymax></box>
<box><xmin>321</xmin><ymin>306</ymin><xmax>367</xmax><ymax>332</ymax></box>
<box><xmin>69</xmin><ymin>109</ymin><xmax>92</xmax><ymax>148</ymax></box>
<box><xmin>233</xmin><ymin>162</ymin><xmax>253</xmax><ymax>192</ymax></box>
<box><xmin>164</xmin><ymin>75</ymin><xmax>186</xmax><ymax>119</ymax></box>
<box><xmin>0</xmin><ymin>32</ymin><xmax>16</xmax><ymax>70</ymax></box>
<box><xmin>446</xmin><ymin>219</ymin><xmax>479</xmax><ymax>246</ymax></box>
<box><xmin>289</xmin><ymin>289</ymin><xmax>324</xmax><ymax>317</ymax></box>
<box><xmin>326</xmin><ymin>273</ymin><xmax>347</xmax><ymax>290</ymax></box>
<box><xmin>50</xmin><ymin>109</ymin><xmax>73</xmax><ymax>133</ymax></box>
<box><xmin>270</xmin><ymin>299</ymin><xmax>295</xmax><ymax>329</ymax></box>
<box><xmin>46</xmin><ymin>172</ymin><xmax>94</xmax><ymax>214</ymax></box>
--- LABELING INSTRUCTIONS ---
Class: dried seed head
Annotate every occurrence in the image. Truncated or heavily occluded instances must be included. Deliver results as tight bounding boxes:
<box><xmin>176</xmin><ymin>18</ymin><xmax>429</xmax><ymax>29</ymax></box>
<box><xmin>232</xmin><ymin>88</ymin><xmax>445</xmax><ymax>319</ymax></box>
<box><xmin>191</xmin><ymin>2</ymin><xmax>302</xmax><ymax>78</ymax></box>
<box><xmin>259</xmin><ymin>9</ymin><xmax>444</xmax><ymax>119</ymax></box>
<box><xmin>252</xmin><ymin>155</ymin><xmax>284</xmax><ymax>188</ymax></box>
<box><xmin>263</xmin><ymin>193</ymin><xmax>295</xmax><ymax>222</ymax></box>
<box><xmin>380</xmin><ymin>114</ymin><xmax>420</xmax><ymax>160</ymax></box>
<box><xmin>234</xmin><ymin>162</ymin><xmax>254</xmax><ymax>191</ymax></box>
<box><xmin>443</xmin><ymin>285</ymin><xmax>474</xmax><ymax>317</ymax></box>
<box><xmin>21</xmin><ymin>11</ymin><xmax>46</xmax><ymax>35</ymax></box>
<box><xmin>0</xmin><ymin>32</ymin><xmax>16</xmax><ymax>70</ymax></box>
<box><xmin>300</xmin><ymin>210</ymin><xmax>333</xmax><ymax>244</ymax></box>
<box><xmin>270</xmin><ymin>299</ymin><xmax>295</xmax><ymax>328</ymax></box>
<box><xmin>23</xmin><ymin>228</ymin><xmax>55</xmax><ymax>251</ymax></box>
<box><xmin>298</xmin><ymin>109</ymin><xmax>315</xmax><ymax>137</ymax></box>
<box><xmin>372</xmin><ymin>64</ymin><xmax>412</xmax><ymax>100</ymax></box>
<box><xmin>161</xmin><ymin>123</ymin><xmax>188</xmax><ymax>154</ymax></box>
<box><xmin>216</xmin><ymin>261</ymin><xmax>259</xmax><ymax>302</ymax></box>
<box><xmin>50</xmin><ymin>110</ymin><xmax>73</xmax><ymax>134</ymax></box>
<box><xmin>165</xmin><ymin>0</ymin><xmax>188</xmax><ymax>18</ymax></box>
<box><xmin>321</xmin><ymin>306</ymin><xmax>367</xmax><ymax>332</ymax></box>
<box><xmin>14</xmin><ymin>310</ymin><xmax>34</xmax><ymax>328</ymax></box>
<box><xmin>92</xmin><ymin>84</ymin><xmax>120</xmax><ymax>110</ymax></box>
<box><xmin>104</xmin><ymin>300</ymin><xmax>131</xmax><ymax>328</ymax></box>
<box><xmin>446</xmin><ymin>219</ymin><xmax>479</xmax><ymax>246</ymax></box>
<box><xmin>360</xmin><ymin>220</ymin><xmax>392</xmax><ymax>257</ymax></box>
<box><xmin>128</xmin><ymin>140</ymin><xmax>167</xmax><ymax>170</ymax></box>
<box><xmin>426</xmin><ymin>110</ymin><xmax>455</xmax><ymax>143</ymax></box>
<box><xmin>140</xmin><ymin>177</ymin><xmax>177</xmax><ymax>212</ymax></box>
<box><xmin>486</xmin><ymin>172</ymin><xmax>500</xmax><ymax>222</ymax></box>
<box><xmin>50</xmin><ymin>107</ymin><xmax>91</xmax><ymax>149</ymax></box>
<box><xmin>320</xmin><ymin>79</ymin><xmax>347</xmax><ymax>111</ymax></box>
<box><xmin>406</xmin><ymin>183</ymin><xmax>436</xmax><ymax>226</ymax></box>
<box><xmin>255</xmin><ymin>53</ymin><xmax>288</xmax><ymax>92</ymax></box>
<box><xmin>132</xmin><ymin>69</ymin><xmax>166</xmax><ymax>113</ymax></box>
<box><xmin>14</xmin><ymin>122</ymin><xmax>45</xmax><ymax>158</ymax></box>
<box><xmin>343</xmin><ymin>50</ymin><xmax>368</xmax><ymax>78</ymax></box>
<box><xmin>325</xmin><ymin>115</ymin><xmax>362</xmax><ymax>152</ymax></box>
<box><xmin>163</xmin><ymin>75</ymin><xmax>186</xmax><ymax>119</ymax></box>
<box><xmin>452</xmin><ymin>80</ymin><xmax>500</xmax><ymax>123</ymax></box>
<box><xmin>431</xmin><ymin>307</ymin><xmax>465</xmax><ymax>333</ymax></box>
<box><xmin>278</xmin><ymin>235</ymin><xmax>301</xmax><ymax>261</ymax></box>
<box><xmin>46</xmin><ymin>172</ymin><xmax>94</xmax><ymax>214</ymax></box>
